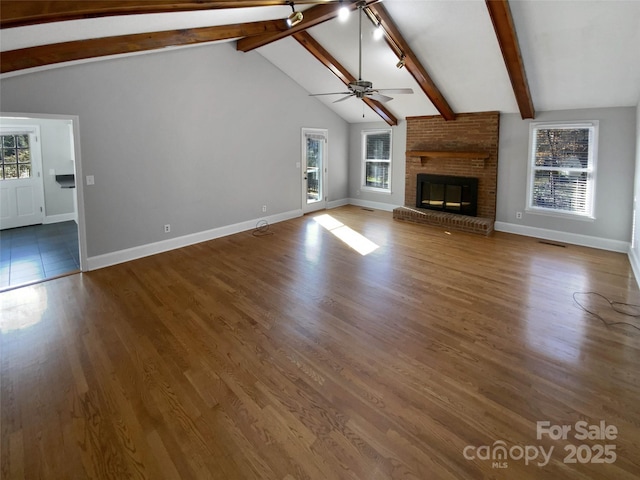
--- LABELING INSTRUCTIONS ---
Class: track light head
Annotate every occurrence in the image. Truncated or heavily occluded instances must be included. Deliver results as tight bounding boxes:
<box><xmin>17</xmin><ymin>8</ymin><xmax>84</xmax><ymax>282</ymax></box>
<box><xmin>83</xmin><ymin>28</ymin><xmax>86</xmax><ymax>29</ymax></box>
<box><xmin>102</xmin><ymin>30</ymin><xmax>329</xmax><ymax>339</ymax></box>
<box><xmin>396</xmin><ymin>55</ymin><xmax>406</xmax><ymax>69</ymax></box>
<box><xmin>286</xmin><ymin>2</ymin><xmax>303</xmax><ymax>27</ymax></box>
<box><xmin>287</xmin><ymin>11</ymin><xmax>303</xmax><ymax>27</ymax></box>
<box><xmin>338</xmin><ymin>0</ymin><xmax>349</xmax><ymax>22</ymax></box>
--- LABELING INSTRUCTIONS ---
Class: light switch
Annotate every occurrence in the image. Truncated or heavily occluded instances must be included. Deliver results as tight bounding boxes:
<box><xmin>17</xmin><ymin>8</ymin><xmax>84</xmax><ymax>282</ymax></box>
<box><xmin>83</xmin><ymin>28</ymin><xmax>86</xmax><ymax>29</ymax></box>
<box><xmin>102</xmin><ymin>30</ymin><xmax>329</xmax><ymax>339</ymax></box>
<box><xmin>86</xmin><ymin>175</ymin><xmax>95</xmax><ymax>185</ymax></box>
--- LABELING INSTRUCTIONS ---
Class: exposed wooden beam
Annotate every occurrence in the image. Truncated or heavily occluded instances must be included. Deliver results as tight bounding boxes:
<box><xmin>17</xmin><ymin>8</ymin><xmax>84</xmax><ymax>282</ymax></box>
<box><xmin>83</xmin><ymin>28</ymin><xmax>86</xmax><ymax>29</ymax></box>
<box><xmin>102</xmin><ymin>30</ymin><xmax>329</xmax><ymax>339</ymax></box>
<box><xmin>236</xmin><ymin>0</ymin><xmax>378</xmax><ymax>53</ymax></box>
<box><xmin>485</xmin><ymin>0</ymin><xmax>535</xmax><ymax>119</ymax></box>
<box><xmin>1</xmin><ymin>21</ymin><xmax>286</xmax><ymax>74</ymax></box>
<box><xmin>368</xmin><ymin>3</ymin><xmax>456</xmax><ymax>121</ymax></box>
<box><xmin>0</xmin><ymin>1</ymin><xmax>333</xmax><ymax>29</ymax></box>
<box><xmin>293</xmin><ymin>31</ymin><xmax>398</xmax><ymax>126</ymax></box>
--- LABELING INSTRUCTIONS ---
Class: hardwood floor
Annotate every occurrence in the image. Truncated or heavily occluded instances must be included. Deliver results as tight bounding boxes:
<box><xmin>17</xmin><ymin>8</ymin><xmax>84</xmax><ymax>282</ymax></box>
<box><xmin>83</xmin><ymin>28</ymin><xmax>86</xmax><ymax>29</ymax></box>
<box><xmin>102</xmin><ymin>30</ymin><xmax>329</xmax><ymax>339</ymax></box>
<box><xmin>2</xmin><ymin>205</ymin><xmax>639</xmax><ymax>479</ymax></box>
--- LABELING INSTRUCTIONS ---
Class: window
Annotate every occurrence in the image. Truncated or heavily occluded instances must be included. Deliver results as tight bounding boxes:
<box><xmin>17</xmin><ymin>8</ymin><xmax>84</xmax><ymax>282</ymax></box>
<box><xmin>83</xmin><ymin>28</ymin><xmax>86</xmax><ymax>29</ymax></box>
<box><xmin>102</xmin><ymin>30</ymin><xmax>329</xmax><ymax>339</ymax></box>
<box><xmin>362</xmin><ymin>129</ymin><xmax>392</xmax><ymax>192</ymax></box>
<box><xmin>1</xmin><ymin>134</ymin><xmax>32</xmax><ymax>180</ymax></box>
<box><xmin>527</xmin><ymin>121</ymin><xmax>598</xmax><ymax>219</ymax></box>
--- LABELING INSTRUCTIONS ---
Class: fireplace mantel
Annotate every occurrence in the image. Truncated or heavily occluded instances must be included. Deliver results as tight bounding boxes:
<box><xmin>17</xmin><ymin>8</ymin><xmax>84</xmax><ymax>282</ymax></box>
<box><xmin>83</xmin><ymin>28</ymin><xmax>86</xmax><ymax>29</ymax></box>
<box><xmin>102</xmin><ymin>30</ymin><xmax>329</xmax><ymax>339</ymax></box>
<box><xmin>406</xmin><ymin>150</ymin><xmax>490</xmax><ymax>159</ymax></box>
<box><xmin>406</xmin><ymin>150</ymin><xmax>490</xmax><ymax>167</ymax></box>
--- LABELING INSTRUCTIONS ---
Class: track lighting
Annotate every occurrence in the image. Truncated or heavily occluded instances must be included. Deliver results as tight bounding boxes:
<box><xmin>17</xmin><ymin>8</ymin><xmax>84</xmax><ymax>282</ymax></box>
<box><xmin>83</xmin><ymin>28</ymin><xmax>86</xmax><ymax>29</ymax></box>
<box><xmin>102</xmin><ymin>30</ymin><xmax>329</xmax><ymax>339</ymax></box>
<box><xmin>338</xmin><ymin>0</ymin><xmax>350</xmax><ymax>22</ymax></box>
<box><xmin>396</xmin><ymin>55</ymin><xmax>406</xmax><ymax>69</ymax></box>
<box><xmin>286</xmin><ymin>1</ymin><xmax>303</xmax><ymax>27</ymax></box>
<box><xmin>363</xmin><ymin>7</ymin><xmax>384</xmax><ymax>40</ymax></box>
<box><xmin>373</xmin><ymin>25</ymin><xmax>384</xmax><ymax>40</ymax></box>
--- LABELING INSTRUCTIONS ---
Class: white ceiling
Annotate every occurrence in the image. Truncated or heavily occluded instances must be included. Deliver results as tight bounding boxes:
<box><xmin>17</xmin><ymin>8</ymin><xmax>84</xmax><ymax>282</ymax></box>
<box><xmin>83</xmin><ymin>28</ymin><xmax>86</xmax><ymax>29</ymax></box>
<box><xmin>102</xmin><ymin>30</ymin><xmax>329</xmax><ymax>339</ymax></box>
<box><xmin>510</xmin><ymin>0</ymin><xmax>640</xmax><ymax>112</ymax></box>
<box><xmin>2</xmin><ymin>0</ymin><xmax>639</xmax><ymax>123</ymax></box>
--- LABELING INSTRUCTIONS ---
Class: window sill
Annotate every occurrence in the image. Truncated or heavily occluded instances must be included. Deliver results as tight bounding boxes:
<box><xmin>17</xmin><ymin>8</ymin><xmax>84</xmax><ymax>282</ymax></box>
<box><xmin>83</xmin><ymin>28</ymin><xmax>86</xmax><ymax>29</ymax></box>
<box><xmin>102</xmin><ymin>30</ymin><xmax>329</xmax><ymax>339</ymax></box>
<box><xmin>525</xmin><ymin>208</ymin><xmax>595</xmax><ymax>222</ymax></box>
<box><xmin>361</xmin><ymin>186</ymin><xmax>392</xmax><ymax>194</ymax></box>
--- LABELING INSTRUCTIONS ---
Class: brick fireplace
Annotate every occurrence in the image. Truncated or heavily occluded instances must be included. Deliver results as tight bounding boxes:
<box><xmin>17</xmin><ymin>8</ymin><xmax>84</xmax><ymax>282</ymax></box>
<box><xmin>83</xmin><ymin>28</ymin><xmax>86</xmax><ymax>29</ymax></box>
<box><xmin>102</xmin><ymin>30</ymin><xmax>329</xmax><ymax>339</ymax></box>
<box><xmin>393</xmin><ymin>111</ymin><xmax>500</xmax><ymax>235</ymax></box>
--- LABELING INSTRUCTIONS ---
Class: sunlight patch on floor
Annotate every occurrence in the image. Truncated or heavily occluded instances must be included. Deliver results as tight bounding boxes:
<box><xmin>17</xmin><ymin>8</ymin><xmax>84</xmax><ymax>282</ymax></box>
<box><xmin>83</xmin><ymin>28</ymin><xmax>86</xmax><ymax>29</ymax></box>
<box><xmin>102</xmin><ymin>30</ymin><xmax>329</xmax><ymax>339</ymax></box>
<box><xmin>0</xmin><ymin>285</ymin><xmax>47</xmax><ymax>333</ymax></box>
<box><xmin>313</xmin><ymin>214</ymin><xmax>379</xmax><ymax>256</ymax></box>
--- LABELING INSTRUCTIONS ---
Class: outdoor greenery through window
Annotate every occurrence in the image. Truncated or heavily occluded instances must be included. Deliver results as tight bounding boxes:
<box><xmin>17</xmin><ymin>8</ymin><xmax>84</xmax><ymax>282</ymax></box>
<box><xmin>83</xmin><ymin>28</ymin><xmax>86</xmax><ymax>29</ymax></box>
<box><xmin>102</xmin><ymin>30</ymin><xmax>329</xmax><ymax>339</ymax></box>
<box><xmin>305</xmin><ymin>133</ymin><xmax>323</xmax><ymax>202</ymax></box>
<box><xmin>1</xmin><ymin>134</ymin><xmax>31</xmax><ymax>180</ymax></box>
<box><xmin>362</xmin><ymin>129</ymin><xmax>392</xmax><ymax>192</ymax></box>
<box><xmin>528</xmin><ymin>122</ymin><xmax>598</xmax><ymax>218</ymax></box>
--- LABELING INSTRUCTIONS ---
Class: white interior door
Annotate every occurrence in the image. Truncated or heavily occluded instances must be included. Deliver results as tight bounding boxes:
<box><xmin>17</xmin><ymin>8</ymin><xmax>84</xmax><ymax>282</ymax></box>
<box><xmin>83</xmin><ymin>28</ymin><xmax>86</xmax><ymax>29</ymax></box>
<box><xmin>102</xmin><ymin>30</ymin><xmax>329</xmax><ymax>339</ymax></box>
<box><xmin>302</xmin><ymin>128</ymin><xmax>328</xmax><ymax>214</ymax></box>
<box><xmin>0</xmin><ymin>126</ymin><xmax>45</xmax><ymax>230</ymax></box>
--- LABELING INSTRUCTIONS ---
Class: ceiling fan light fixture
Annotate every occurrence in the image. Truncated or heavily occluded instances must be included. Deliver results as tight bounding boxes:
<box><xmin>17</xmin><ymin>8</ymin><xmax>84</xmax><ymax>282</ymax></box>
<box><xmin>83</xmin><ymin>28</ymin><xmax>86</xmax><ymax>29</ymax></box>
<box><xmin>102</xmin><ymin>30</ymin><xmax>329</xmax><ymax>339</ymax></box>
<box><xmin>286</xmin><ymin>2</ymin><xmax>303</xmax><ymax>27</ymax></box>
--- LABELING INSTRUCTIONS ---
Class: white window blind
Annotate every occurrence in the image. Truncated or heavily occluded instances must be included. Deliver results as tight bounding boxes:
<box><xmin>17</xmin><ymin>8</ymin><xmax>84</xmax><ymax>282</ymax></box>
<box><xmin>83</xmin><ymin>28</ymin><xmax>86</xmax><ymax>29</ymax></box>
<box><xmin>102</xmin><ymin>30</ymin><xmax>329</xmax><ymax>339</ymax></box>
<box><xmin>362</xmin><ymin>130</ymin><xmax>392</xmax><ymax>192</ymax></box>
<box><xmin>527</xmin><ymin>122</ymin><xmax>598</xmax><ymax>218</ymax></box>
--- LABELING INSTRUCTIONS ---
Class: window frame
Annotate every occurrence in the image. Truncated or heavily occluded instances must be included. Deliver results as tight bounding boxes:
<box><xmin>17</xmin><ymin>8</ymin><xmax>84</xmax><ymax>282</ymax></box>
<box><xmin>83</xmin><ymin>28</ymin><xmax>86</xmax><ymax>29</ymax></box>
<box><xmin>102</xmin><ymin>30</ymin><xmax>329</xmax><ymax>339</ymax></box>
<box><xmin>525</xmin><ymin>120</ymin><xmax>599</xmax><ymax>220</ymax></box>
<box><xmin>361</xmin><ymin>128</ymin><xmax>392</xmax><ymax>193</ymax></box>
<box><xmin>1</xmin><ymin>132</ymin><xmax>33</xmax><ymax>181</ymax></box>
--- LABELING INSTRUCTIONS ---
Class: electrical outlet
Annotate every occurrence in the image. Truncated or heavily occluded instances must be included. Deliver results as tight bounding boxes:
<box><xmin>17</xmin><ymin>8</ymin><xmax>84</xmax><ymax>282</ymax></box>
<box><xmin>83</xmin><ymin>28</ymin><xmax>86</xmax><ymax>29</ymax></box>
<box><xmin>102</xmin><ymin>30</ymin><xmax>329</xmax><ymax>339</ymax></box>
<box><xmin>86</xmin><ymin>175</ymin><xmax>95</xmax><ymax>185</ymax></box>
<box><xmin>516</xmin><ymin>211</ymin><xmax>523</xmax><ymax>219</ymax></box>
<box><xmin>164</xmin><ymin>224</ymin><xmax>170</xmax><ymax>233</ymax></box>
<box><xmin>262</xmin><ymin>205</ymin><xmax>267</xmax><ymax>213</ymax></box>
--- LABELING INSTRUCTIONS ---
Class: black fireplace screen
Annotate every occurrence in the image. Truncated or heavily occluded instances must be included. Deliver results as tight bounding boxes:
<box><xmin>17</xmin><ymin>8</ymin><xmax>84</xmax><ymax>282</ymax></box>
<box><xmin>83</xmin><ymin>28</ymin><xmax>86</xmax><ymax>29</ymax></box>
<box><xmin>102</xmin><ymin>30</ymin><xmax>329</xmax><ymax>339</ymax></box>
<box><xmin>416</xmin><ymin>174</ymin><xmax>478</xmax><ymax>216</ymax></box>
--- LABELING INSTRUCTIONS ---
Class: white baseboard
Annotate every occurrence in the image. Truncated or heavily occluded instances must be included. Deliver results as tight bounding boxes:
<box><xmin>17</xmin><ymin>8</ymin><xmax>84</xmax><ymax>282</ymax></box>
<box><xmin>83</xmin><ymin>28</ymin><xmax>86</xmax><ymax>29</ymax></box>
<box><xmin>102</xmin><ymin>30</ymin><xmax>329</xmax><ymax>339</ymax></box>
<box><xmin>494</xmin><ymin>221</ymin><xmax>630</xmax><ymax>253</ymax></box>
<box><xmin>628</xmin><ymin>247</ymin><xmax>640</xmax><ymax>288</ymax></box>
<box><xmin>86</xmin><ymin>209</ymin><xmax>302</xmax><ymax>271</ymax></box>
<box><xmin>347</xmin><ymin>198</ymin><xmax>399</xmax><ymax>212</ymax></box>
<box><xmin>44</xmin><ymin>213</ymin><xmax>76</xmax><ymax>224</ymax></box>
<box><xmin>327</xmin><ymin>198</ymin><xmax>350</xmax><ymax>209</ymax></box>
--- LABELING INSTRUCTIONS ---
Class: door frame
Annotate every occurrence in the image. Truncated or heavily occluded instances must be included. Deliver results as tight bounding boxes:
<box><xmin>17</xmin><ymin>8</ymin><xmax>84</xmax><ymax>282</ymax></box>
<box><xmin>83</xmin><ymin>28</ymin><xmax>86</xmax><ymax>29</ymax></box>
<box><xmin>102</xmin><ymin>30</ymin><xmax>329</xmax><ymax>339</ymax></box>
<box><xmin>301</xmin><ymin>128</ymin><xmax>328</xmax><ymax>214</ymax></box>
<box><xmin>1</xmin><ymin>112</ymin><xmax>88</xmax><ymax>273</ymax></box>
<box><xmin>0</xmin><ymin>124</ymin><xmax>45</xmax><ymax>229</ymax></box>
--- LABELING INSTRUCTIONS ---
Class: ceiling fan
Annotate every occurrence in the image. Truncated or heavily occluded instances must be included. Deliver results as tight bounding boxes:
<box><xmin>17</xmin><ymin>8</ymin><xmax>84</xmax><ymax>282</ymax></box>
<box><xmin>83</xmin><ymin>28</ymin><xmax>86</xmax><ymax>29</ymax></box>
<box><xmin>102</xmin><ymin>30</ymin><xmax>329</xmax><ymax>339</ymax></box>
<box><xmin>310</xmin><ymin>2</ymin><xmax>413</xmax><ymax>104</ymax></box>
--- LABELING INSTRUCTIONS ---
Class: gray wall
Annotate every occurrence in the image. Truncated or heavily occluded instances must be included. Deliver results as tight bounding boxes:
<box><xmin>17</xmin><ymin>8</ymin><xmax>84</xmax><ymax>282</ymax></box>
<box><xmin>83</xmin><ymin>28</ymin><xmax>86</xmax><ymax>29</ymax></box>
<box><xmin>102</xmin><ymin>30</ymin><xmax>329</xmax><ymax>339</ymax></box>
<box><xmin>0</xmin><ymin>43</ymin><xmax>349</xmax><ymax>257</ymax></box>
<box><xmin>629</xmin><ymin>101</ymin><xmax>640</xmax><ymax>279</ymax></box>
<box><xmin>497</xmin><ymin>107</ymin><xmax>636</xmax><ymax>243</ymax></box>
<box><xmin>0</xmin><ymin>117</ymin><xmax>76</xmax><ymax>220</ymax></box>
<box><xmin>348</xmin><ymin>120</ymin><xmax>406</xmax><ymax>209</ymax></box>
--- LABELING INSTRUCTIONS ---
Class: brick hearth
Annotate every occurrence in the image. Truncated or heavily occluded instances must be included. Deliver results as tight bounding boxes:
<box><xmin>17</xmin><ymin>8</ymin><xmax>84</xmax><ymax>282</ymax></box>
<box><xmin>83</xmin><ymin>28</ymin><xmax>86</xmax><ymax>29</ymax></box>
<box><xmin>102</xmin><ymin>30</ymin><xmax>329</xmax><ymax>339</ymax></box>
<box><xmin>393</xmin><ymin>112</ymin><xmax>500</xmax><ymax>235</ymax></box>
<box><xmin>393</xmin><ymin>207</ymin><xmax>494</xmax><ymax>235</ymax></box>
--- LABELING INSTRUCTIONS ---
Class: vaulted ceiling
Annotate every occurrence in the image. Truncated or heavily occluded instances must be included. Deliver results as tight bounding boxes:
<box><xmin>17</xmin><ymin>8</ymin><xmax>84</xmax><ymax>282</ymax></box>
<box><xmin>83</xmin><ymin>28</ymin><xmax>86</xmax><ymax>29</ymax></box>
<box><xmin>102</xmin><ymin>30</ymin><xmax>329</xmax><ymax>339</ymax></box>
<box><xmin>1</xmin><ymin>1</ymin><xmax>639</xmax><ymax>125</ymax></box>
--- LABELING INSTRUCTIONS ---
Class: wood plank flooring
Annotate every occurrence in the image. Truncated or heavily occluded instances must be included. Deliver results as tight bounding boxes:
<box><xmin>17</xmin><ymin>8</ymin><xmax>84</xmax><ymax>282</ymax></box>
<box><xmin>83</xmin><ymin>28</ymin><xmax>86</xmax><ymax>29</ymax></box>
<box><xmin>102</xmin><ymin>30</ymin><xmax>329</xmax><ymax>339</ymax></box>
<box><xmin>2</xmin><ymin>205</ymin><xmax>640</xmax><ymax>479</ymax></box>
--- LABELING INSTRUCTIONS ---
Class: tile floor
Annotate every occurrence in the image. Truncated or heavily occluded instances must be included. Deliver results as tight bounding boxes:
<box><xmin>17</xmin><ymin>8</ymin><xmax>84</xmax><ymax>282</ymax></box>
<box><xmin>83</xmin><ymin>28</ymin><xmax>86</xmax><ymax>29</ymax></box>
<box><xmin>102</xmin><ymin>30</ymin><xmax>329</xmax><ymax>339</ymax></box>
<box><xmin>0</xmin><ymin>221</ymin><xmax>80</xmax><ymax>290</ymax></box>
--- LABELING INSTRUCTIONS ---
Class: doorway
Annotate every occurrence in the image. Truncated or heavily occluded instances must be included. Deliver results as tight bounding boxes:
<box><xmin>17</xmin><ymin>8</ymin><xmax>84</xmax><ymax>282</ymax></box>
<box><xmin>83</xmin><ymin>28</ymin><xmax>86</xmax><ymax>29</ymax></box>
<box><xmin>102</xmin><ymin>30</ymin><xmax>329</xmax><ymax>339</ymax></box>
<box><xmin>0</xmin><ymin>113</ymin><xmax>86</xmax><ymax>290</ymax></box>
<box><xmin>302</xmin><ymin>128</ymin><xmax>328</xmax><ymax>214</ymax></box>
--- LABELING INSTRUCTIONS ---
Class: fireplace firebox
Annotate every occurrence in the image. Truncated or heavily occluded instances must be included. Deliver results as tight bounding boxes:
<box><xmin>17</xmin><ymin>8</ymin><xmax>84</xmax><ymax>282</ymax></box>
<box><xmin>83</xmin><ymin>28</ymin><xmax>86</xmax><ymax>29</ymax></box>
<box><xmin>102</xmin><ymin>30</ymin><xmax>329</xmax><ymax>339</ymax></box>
<box><xmin>416</xmin><ymin>174</ymin><xmax>478</xmax><ymax>216</ymax></box>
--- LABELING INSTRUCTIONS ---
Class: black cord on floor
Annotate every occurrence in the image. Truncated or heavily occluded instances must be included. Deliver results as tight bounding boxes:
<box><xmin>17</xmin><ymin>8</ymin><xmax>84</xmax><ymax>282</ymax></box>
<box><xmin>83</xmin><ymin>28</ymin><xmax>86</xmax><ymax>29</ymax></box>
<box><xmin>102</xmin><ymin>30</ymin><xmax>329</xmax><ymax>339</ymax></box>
<box><xmin>252</xmin><ymin>220</ymin><xmax>273</xmax><ymax>237</ymax></box>
<box><xmin>573</xmin><ymin>292</ymin><xmax>640</xmax><ymax>332</ymax></box>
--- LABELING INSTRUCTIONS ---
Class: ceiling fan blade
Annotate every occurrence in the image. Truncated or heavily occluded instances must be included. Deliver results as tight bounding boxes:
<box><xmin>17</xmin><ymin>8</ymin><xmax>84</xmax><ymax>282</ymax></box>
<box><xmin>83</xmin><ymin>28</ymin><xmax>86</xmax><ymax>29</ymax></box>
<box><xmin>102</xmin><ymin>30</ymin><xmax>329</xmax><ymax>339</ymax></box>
<box><xmin>375</xmin><ymin>88</ymin><xmax>414</xmax><ymax>95</ymax></box>
<box><xmin>309</xmin><ymin>92</ymin><xmax>352</xmax><ymax>97</ymax></box>
<box><xmin>367</xmin><ymin>93</ymin><xmax>393</xmax><ymax>103</ymax></box>
<box><xmin>333</xmin><ymin>95</ymin><xmax>354</xmax><ymax>103</ymax></box>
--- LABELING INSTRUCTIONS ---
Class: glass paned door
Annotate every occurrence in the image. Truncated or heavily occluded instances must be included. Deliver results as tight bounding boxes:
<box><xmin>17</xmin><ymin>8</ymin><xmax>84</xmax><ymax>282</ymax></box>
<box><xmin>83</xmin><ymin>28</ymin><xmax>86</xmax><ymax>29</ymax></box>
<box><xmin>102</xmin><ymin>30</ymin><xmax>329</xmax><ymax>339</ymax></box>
<box><xmin>0</xmin><ymin>127</ymin><xmax>44</xmax><ymax>230</ymax></box>
<box><xmin>302</xmin><ymin>129</ymin><xmax>327</xmax><ymax>213</ymax></box>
